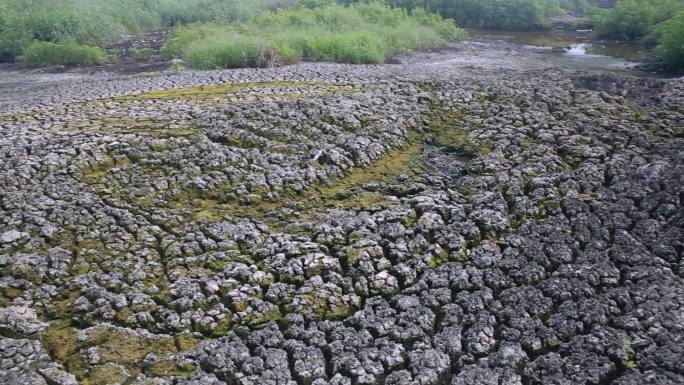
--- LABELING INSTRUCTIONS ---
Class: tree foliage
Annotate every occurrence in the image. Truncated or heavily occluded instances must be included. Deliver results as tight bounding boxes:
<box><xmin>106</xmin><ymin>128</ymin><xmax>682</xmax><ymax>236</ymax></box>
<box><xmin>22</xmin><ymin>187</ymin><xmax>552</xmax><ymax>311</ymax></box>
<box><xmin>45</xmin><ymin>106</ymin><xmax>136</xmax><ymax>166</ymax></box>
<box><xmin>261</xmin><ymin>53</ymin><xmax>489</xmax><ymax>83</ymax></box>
<box><xmin>343</xmin><ymin>0</ymin><xmax>563</xmax><ymax>30</ymax></box>
<box><xmin>593</xmin><ymin>0</ymin><xmax>684</xmax><ymax>39</ymax></box>
<box><xmin>655</xmin><ymin>10</ymin><xmax>684</xmax><ymax>68</ymax></box>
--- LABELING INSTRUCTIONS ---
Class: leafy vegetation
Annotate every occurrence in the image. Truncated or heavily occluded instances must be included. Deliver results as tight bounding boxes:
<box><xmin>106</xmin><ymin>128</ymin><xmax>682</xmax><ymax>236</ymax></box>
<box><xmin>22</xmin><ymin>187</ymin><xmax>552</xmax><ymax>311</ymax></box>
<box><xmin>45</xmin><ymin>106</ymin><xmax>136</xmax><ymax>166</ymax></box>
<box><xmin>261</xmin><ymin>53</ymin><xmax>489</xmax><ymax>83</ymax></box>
<box><xmin>621</xmin><ymin>338</ymin><xmax>637</xmax><ymax>369</ymax></box>
<box><xmin>344</xmin><ymin>0</ymin><xmax>563</xmax><ymax>30</ymax></box>
<box><xmin>557</xmin><ymin>0</ymin><xmax>616</xmax><ymax>15</ymax></box>
<box><xmin>558</xmin><ymin>0</ymin><xmax>592</xmax><ymax>14</ymax></box>
<box><xmin>22</xmin><ymin>41</ymin><xmax>106</xmax><ymax>66</ymax></box>
<box><xmin>375</xmin><ymin>0</ymin><xmax>683</xmax><ymax>70</ymax></box>
<box><xmin>0</xmin><ymin>0</ymin><xmax>296</xmax><ymax>61</ymax></box>
<box><xmin>590</xmin><ymin>0</ymin><xmax>684</xmax><ymax>69</ymax></box>
<box><xmin>593</xmin><ymin>0</ymin><xmax>684</xmax><ymax>39</ymax></box>
<box><xmin>131</xmin><ymin>47</ymin><xmax>153</xmax><ymax>61</ymax></box>
<box><xmin>163</xmin><ymin>2</ymin><xmax>465</xmax><ymax>69</ymax></box>
<box><xmin>1</xmin><ymin>0</ymin><xmax>682</xmax><ymax>70</ymax></box>
<box><xmin>654</xmin><ymin>10</ymin><xmax>684</xmax><ymax>68</ymax></box>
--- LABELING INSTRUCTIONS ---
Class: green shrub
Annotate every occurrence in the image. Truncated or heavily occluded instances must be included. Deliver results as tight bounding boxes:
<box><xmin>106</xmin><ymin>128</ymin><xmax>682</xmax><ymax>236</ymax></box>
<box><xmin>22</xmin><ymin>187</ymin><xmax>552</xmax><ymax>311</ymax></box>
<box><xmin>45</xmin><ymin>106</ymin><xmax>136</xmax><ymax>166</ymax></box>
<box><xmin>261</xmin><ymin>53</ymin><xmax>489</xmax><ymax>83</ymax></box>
<box><xmin>164</xmin><ymin>2</ymin><xmax>465</xmax><ymax>69</ymax></box>
<box><xmin>376</xmin><ymin>0</ymin><xmax>563</xmax><ymax>30</ymax></box>
<box><xmin>170</xmin><ymin>58</ymin><xmax>184</xmax><ymax>74</ymax></box>
<box><xmin>273</xmin><ymin>40</ymin><xmax>303</xmax><ymax>64</ymax></box>
<box><xmin>559</xmin><ymin>0</ymin><xmax>591</xmax><ymax>14</ymax></box>
<box><xmin>0</xmin><ymin>0</ymin><xmax>294</xmax><ymax>64</ymax></box>
<box><xmin>593</xmin><ymin>0</ymin><xmax>657</xmax><ymax>39</ymax></box>
<box><xmin>593</xmin><ymin>0</ymin><xmax>684</xmax><ymax>39</ymax></box>
<box><xmin>591</xmin><ymin>0</ymin><xmax>684</xmax><ymax>68</ymax></box>
<box><xmin>185</xmin><ymin>36</ymin><xmax>279</xmax><ymax>69</ymax></box>
<box><xmin>22</xmin><ymin>41</ymin><xmax>106</xmax><ymax>66</ymax></box>
<box><xmin>297</xmin><ymin>32</ymin><xmax>386</xmax><ymax>63</ymax></box>
<box><xmin>655</xmin><ymin>10</ymin><xmax>684</xmax><ymax>68</ymax></box>
<box><xmin>160</xmin><ymin>23</ymin><xmax>231</xmax><ymax>59</ymax></box>
<box><xmin>131</xmin><ymin>47</ymin><xmax>153</xmax><ymax>60</ymax></box>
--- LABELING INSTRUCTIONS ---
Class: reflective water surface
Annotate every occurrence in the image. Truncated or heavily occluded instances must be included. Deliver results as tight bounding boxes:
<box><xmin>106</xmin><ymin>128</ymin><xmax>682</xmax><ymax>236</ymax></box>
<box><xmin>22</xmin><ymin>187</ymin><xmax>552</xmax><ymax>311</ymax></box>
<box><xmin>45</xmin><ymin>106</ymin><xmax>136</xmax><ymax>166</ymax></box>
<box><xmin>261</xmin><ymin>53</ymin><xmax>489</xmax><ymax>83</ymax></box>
<box><xmin>469</xmin><ymin>29</ymin><xmax>647</xmax><ymax>69</ymax></box>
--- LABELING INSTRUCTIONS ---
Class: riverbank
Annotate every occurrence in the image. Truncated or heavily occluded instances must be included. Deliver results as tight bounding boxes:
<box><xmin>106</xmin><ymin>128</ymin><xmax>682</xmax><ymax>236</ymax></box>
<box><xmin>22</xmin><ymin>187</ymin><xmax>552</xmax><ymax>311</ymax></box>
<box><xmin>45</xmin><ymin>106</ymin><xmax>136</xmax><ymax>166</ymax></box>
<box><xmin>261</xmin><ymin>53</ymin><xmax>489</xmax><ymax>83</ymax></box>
<box><xmin>468</xmin><ymin>28</ymin><xmax>684</xmax><ymax>76</ymax></box>
<box><xmin>3</xmin><ymin>26</ymin><xmax>679</xmax><ymax>84</ymax></box>
<box><xmin>0</xmin><ymin>31</ymin><xmax>676</xmax><ymax>110</ymax></box>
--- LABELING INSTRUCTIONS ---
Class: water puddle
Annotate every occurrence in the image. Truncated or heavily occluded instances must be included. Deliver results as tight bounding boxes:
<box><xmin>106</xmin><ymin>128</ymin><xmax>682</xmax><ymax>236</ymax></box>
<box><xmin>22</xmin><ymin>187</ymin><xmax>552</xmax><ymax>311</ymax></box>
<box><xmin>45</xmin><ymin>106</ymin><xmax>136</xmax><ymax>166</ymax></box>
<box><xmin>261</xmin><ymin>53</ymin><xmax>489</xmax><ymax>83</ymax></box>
<box><xmin>469</xmin><ymin>29</ymin><xmax>647</xmax><ymax>70</ymax></box>
<box><xmin>558</xmin><ymin>42</ymin><xmax>641</xmax><ymax>69</ymax></box>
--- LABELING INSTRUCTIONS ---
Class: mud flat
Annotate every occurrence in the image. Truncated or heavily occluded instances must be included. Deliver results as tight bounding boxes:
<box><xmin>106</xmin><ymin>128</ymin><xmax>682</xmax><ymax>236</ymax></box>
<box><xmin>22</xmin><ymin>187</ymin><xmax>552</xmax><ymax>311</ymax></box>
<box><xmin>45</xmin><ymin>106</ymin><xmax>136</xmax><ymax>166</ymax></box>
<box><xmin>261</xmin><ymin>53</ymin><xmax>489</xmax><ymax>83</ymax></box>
<box><xmin>1</xmin><ymin>39</ymin><xmax>683</xmax><ymax>385</ymax></box>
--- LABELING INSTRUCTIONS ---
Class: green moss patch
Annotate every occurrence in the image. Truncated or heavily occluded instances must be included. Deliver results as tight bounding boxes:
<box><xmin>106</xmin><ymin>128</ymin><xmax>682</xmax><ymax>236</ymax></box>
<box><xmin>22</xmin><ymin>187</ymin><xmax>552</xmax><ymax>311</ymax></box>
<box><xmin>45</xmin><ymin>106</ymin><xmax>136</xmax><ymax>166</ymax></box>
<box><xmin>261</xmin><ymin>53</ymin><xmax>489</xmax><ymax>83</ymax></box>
<box><xmin>81</xmin><ymin>156</ymin><xmax>133</xmax><ymax>185</ymax></box>
<box><xmin>316</xmin><ymin>137</ymin><xmax>423</xmax><ymax>200</ymax></box>
<box><xmin>144</xmin><ymin>359</ymin><xmax>195</xmax><ymax>379</ymax></box>
<box><xmin>423</xmin><ymin>106</ymin><xmax>491</xmax><ymax>160</ymax></box>
<box><xmin>41</xmin><ymin>322</ymin><xmax>194</xmax><ymax>383</ymax></box>
<box><xmin>115</xmin><ymin>81</ymin><xmax>361</xmax><ymax>101</ymax></box>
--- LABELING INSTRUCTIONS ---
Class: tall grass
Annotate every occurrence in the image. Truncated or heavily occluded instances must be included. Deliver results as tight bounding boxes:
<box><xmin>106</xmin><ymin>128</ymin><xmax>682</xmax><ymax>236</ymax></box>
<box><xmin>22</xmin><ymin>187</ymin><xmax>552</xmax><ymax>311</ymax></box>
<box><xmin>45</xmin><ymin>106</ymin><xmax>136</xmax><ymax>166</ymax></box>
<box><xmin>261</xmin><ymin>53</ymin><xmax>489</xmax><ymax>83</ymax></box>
<box><xmin>22</xmin><ymin>41</ymin><xmax>106</xmax><ymax>66</ymax></box>
<box><xmin>1</xmin><ymin>1</ymin><xmax>463</xmax><ymax>68</ymax></box>
<box><xmin>0</xmin><ymin>0</ymin><xmax>296</xmax><ymax>59</ymax></box>
<box><xmin>164</xmin><ymin>2</ymin><xmax>465</xmax><ymax>69</ymax></box>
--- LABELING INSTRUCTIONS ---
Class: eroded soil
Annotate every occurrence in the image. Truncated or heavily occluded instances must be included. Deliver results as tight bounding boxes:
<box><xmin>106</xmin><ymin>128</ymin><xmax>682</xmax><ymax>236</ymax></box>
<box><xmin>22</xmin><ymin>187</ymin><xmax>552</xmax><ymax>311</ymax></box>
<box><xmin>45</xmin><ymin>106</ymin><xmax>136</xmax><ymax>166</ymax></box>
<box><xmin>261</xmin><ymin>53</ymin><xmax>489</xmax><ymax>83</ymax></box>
<box><xmin>1</xmin><ymin>41</ymin><xmax>683</xmax><ymax>385</ymax></box>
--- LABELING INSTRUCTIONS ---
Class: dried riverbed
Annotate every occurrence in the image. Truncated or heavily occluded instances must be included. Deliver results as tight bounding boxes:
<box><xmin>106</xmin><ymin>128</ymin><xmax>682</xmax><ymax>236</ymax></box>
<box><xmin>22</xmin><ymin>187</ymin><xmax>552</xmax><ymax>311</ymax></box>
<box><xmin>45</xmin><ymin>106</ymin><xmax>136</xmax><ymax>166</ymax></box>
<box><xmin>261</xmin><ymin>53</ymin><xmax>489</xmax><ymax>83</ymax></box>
<box><xmin>1</xmin><ymin>39</ymin><xmax>683</xmax><ymax>385</ymax></box>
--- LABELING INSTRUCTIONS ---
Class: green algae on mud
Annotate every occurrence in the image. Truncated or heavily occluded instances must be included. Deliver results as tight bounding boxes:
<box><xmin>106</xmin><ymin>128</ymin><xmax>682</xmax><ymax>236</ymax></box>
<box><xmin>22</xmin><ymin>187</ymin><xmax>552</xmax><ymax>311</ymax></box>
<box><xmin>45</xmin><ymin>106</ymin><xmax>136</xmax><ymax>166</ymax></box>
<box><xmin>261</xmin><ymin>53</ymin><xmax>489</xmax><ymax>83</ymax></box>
<box><xmin>81</xmin><ymin>156</ymin><xmax>133</xmax><ymax>185</ymax></box>
<box><xmin>315</xmin><ymin>136</ymin><xmax>423</xmax><ymax>200</ymax></box>
<box><xmin>415</xmin><ymin>82</ymin><xmax>493</xmax><ymax>159</ymax></box>
<box><xmin>114</xmin><ymin>81</ymin><xmax>363</xmax><ymax>101</ymax></box>
<box><xmin>0</xmin><ymin>286</ymin><xmax>24</xmax><ymax>306</ymax></box>
<box><xmin>60</xmin><ymin>115</ymin><xmax>197</xmax><ymax>138</ymax></box>
<box><xmin>78</xmin><ymin>95</ymin><xmax>489</xmax><ymax>228</ymax></box>
<box><xmin>76</xmin><ymin>82</ymin><xmax>491</xmax><ymax>232</ymax></box>
<box><xmin>36</xmin><ymin>83</ymin><xmax>495</xmax><ymax>384</ymax></box>
<box><xmin>41</xmin><ymin>321</ymin><xmax>197</xmax><ymax>384</ymax></box>
<box><xmin>284</xmin><ymin>293</ymin><xmax>354</xmax><ymax>322</ymax></box>
<box><xmin>423</xmin><ymin>103</ymin><xmax>492</xmax><ymax>160</ymax></box>
<box><xmin>180</xmin><ymin>135</ymin><xmax>424</xmax><ymax>223</ymax></box>
<box><xmin>81</xmin><ymin>132</ymin><xmax>424</xmax><ymax>225</ymax></box>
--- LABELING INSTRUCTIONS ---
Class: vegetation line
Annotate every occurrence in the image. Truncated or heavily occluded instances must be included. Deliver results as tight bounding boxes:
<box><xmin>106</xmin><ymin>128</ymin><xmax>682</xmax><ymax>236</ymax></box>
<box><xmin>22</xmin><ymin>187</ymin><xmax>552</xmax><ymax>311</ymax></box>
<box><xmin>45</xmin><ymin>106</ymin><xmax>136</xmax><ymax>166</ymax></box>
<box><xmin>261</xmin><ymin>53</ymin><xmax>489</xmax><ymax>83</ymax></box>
<box><xmin>0</xmin><ymin>0</ymin><xmax>681</xmax><ymax>70</ymax></box>
<box><xmin>162</xmin><ymin>2</ymin><xmax>465</xmax><ymax>69</ymax></box>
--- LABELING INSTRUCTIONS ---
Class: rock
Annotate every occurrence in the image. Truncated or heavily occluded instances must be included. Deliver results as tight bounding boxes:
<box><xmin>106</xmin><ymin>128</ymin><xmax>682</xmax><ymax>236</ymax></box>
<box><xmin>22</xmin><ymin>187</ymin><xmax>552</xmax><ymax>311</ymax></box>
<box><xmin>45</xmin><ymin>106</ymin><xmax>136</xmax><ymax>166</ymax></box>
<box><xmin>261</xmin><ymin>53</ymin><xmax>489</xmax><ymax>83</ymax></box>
<box><xmin>1</xmin><ymin>230</ymin><xmax>27</xmax><ymax>244</ymax></box>
<box><xmin>0</xmin><ymin>43</ymin><xmax>682</xmax><ymax>385</ymax></box>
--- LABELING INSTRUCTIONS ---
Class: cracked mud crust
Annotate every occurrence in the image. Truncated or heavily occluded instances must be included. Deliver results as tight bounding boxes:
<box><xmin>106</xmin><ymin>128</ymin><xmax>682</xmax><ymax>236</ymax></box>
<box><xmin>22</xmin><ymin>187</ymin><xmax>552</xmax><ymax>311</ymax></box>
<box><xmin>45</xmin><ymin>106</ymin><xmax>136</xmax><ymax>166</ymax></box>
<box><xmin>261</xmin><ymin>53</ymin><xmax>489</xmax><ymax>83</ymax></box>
<box><xmin>1</xmin><ymin>46</ymin><xmax>683</xmax><ymax>385</ymax></box>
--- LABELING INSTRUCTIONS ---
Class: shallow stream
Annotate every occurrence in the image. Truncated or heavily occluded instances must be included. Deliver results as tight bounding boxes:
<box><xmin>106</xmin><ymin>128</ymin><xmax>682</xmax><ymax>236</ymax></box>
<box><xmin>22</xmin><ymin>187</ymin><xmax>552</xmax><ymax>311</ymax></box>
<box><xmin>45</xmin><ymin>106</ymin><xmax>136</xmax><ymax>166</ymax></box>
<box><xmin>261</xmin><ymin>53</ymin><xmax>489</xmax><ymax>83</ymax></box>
<box><xmin>469</xmin><ymin>29</ymin><xmax>647</xmax><ymax>70</ymax></box>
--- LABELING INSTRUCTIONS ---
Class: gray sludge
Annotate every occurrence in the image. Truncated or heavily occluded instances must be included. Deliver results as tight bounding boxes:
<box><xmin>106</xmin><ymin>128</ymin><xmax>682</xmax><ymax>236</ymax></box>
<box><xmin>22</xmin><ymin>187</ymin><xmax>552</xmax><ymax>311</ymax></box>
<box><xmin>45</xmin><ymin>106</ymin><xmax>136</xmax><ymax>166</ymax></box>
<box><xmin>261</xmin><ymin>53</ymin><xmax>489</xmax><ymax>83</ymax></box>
<box><xmin>0</xmin><ymin>60</ymin><xmax>682</xmax><ymax>385</ymax></box>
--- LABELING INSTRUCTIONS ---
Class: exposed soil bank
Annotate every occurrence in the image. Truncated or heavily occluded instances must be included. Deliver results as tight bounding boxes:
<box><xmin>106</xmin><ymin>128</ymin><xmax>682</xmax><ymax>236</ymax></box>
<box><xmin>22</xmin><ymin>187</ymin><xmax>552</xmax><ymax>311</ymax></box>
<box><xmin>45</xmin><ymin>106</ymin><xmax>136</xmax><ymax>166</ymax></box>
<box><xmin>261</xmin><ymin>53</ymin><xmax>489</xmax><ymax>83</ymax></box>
<box><xmin>1</xmin><ymin>37</ymin><xmax>683</xmax><ymax>385</ymax></box>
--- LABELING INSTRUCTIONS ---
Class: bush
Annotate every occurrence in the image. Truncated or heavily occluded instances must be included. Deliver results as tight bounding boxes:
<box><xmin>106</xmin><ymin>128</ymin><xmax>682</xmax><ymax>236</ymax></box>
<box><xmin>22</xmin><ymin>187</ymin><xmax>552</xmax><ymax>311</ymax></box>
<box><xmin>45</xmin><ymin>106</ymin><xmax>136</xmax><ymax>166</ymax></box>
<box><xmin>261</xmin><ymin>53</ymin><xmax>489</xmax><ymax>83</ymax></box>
<box><xmin>379</xmin><ymin>0</ymin><xmax>563</xmax><ymax>30</ymax></box>
<box><xmin>164</xmin><ymin>2</ymin><xmax>465</xmax><ymax>69</ymax></box>
<box><xmin>593</xmin><ymin>0</ymin><xmax>684</xmax><ymax>39</ymax></box>
<box><xmin>131</xmin><ymin>47</ymin><xmax>153</xmax><ymax>60</ymax></box>
<box><xmin>655</xmin><ymin>10</ymin><xmax>684</xmax><ymax>68</ymax></box>
<box><xmin>559</xmin><ymin>0</ymin><xmax>591</xmax><ymax>14</ymax></box>
<box><xmin>185</xmin><ymin>36</ymin><xmax>279</xmax><ymax>69</ymax></box>
<box><xmin>0</xmin><ymin>0</ymin><xmax>296</xmax><ymax>65</ymax></box>
<box><xmin>593</xmin><ymin>0</ymin><xmax>657</xmax><ymax>39</ymax></box>
<box><xmin>160</xmin><ymin>23</ymin><xmax>230</xmax><ymax>59</ymax></box>
<box><xmin>22</xmin><ymin>41</ymin><xmax>106</xmax><ymax>66</ymax></box>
